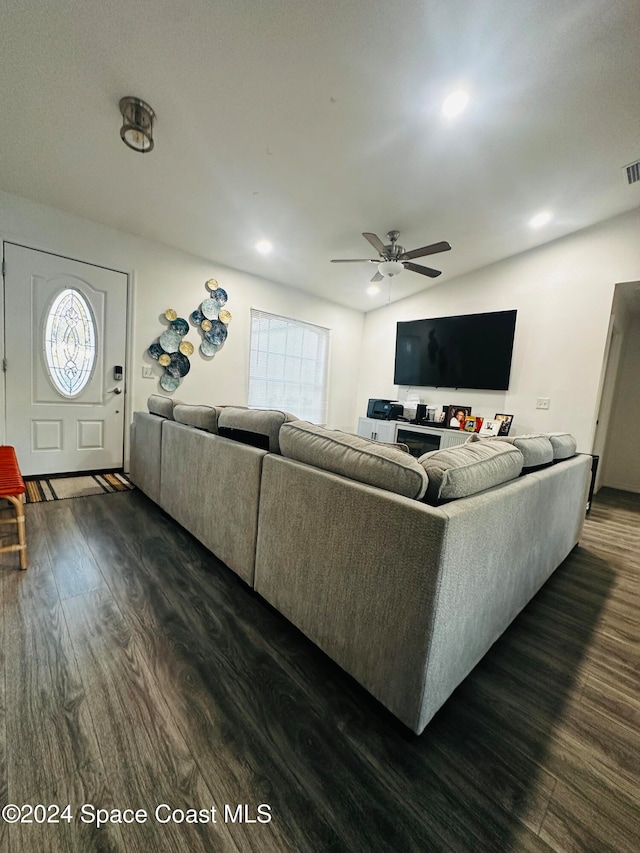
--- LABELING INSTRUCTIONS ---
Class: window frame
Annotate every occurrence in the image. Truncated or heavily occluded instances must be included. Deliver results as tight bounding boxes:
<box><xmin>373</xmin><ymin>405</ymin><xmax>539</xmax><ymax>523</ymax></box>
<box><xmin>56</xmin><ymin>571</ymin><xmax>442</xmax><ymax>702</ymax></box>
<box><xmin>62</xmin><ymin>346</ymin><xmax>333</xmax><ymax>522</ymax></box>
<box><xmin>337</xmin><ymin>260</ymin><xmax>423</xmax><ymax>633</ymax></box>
<box><xmin>248</xmin><ymin>308</ymin><xmax>330</xmax><ymax>424</ymax></box>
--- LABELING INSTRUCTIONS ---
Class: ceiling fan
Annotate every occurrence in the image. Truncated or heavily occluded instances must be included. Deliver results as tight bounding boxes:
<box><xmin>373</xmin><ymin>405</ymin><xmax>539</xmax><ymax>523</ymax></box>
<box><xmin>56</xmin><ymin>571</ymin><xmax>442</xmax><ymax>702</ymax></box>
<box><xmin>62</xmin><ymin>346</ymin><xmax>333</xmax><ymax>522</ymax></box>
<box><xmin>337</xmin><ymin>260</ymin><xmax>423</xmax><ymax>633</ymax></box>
<box><xmin>331</xmin><ymin>230</ymin><xmax>451</xmax><ymax>282</ymax></box>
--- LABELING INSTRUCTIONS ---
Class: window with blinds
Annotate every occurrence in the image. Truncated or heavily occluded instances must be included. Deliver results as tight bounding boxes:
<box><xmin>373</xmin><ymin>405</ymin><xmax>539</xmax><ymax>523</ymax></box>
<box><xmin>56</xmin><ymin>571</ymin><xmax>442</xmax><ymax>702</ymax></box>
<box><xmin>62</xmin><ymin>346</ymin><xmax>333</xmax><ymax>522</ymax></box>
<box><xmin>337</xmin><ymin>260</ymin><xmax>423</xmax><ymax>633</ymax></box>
<box><xmin>248</xmin><ymin>309</ymin><xmax>330</xmax><ymax>424</ymax></box>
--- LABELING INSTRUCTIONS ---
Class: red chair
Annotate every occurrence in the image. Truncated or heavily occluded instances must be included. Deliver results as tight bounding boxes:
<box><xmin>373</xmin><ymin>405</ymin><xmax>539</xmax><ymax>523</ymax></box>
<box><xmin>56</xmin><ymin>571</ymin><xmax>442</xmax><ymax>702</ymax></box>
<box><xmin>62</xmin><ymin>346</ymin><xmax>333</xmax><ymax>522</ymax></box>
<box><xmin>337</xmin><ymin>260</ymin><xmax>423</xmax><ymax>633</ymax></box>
<box><xmin>0</xmin><ymin>446</ymin><xmax>27</xmax><ymax>570</ymax></box>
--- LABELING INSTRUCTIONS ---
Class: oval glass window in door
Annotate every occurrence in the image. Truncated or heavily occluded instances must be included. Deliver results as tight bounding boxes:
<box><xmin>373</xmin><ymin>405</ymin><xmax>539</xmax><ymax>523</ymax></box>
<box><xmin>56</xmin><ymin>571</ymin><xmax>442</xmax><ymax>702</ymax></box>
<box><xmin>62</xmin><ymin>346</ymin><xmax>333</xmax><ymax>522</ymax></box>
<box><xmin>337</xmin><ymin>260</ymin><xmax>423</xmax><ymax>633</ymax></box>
<box><xmin>44</xmin><ymin>288</ymin><xmax>97</xmax><ymax>397</ymax></box>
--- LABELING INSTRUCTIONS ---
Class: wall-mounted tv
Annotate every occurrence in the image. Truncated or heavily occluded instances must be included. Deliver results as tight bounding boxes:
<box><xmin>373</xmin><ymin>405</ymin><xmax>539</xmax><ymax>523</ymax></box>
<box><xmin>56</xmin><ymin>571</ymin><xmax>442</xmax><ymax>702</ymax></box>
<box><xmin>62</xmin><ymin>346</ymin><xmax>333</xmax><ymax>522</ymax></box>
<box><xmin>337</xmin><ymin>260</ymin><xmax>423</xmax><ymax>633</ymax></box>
<box><xmin>394</xmin><ymin>309</ymin><xmax>517</xmax><ymax>390</ymax></box>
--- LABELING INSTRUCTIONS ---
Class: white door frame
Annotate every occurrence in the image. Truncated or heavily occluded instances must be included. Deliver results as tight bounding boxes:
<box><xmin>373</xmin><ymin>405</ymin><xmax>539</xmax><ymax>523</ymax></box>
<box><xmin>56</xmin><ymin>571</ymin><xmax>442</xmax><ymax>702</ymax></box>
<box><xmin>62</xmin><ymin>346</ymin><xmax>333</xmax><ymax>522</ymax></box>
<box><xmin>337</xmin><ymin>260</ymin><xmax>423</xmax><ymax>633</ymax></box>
<box><xmin>1</xmin><ymin>239</ymin><xmax>136</xmax><ymax>472</ymax></box>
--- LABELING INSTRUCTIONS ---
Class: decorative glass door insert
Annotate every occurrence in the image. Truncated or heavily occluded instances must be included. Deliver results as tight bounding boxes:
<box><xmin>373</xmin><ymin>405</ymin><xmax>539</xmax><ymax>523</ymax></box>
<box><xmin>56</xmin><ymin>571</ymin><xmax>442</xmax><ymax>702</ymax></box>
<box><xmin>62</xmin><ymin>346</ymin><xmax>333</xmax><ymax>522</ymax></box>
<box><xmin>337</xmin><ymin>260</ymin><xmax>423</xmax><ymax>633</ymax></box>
<box><xmin>44</xmin><ymin>288</ymin><xmax>97</xmax><ymax>397</ymax></box>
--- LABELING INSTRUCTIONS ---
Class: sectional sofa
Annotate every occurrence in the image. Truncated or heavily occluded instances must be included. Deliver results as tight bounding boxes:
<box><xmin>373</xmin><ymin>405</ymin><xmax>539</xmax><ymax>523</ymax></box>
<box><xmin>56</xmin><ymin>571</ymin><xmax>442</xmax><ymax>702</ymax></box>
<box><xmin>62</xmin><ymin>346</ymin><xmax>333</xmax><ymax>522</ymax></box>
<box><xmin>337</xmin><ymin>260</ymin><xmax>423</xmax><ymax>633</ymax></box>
<box><xmin>130</xmin><ymin>395</ymin><xmax>592</xmax><ymax>734</ymax></box>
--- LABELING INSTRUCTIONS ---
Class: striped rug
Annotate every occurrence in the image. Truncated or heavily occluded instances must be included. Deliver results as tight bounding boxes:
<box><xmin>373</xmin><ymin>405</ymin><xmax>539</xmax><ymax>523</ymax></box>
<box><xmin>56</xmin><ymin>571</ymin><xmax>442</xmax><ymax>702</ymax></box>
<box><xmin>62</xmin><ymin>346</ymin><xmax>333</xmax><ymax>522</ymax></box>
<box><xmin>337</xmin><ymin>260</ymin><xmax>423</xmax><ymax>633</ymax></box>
<box><xmin>24</xmin><ymin>471</ymin><xmax>135</xmax><ymax>503</ymax></box>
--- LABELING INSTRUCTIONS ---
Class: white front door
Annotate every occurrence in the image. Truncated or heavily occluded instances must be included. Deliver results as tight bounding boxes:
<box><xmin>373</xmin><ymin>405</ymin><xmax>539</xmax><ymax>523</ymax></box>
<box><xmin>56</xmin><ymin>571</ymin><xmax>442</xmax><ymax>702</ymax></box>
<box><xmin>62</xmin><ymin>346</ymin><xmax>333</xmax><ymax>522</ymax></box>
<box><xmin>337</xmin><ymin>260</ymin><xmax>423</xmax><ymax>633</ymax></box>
<box><xmin>3</xmin><ymin>243</ymin><xmax>128</xmax><ymax>476</ymax></box>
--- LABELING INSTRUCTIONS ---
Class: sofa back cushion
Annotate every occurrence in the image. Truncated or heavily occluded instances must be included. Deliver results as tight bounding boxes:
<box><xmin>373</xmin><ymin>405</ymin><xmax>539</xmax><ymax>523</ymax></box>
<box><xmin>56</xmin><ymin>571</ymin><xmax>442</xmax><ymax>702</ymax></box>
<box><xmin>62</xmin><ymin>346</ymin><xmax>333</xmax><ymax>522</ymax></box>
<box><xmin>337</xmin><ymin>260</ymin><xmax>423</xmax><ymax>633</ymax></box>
<box><xmin>499</xmin><ymin>434</ymin><xmax>554</xmax><ymax>471</ymax></box>
<box><xmin>173</xmin><ymin>404</ymin><xmax>222</xmax><ymax>434</ymax></box>
<box><xmin>419</xmin><ymin>439</ymin><xmax>523</xmax><ymax>504</ymax></box>
<box><xmin>547</xmin><ymin>432</ymin><xmax>577</xmax><ymax>460</ymax></box>
<box><xmin>278</xmin><ymin>421</ymin><xmax>428</xmax><ymax>499</ymax></box>
<box><xmin>217</xmin><ymin>407</ymin><xmax>297</xmax><ymax>454</ymax></box>
<box><xmin>147</xmin><ymin>394</ymin><xmax>178</xmax><ymax>419</ymax></box>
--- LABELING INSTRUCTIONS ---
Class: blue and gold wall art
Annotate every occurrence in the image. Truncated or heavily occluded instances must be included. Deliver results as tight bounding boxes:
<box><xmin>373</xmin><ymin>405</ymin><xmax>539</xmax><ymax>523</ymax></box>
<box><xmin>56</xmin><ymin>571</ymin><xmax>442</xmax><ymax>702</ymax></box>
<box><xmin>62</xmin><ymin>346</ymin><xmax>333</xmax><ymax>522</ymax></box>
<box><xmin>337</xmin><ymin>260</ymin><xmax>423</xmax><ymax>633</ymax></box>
<box><xmin>148</xmin><ymin>309</ymin><xmax>193</xmax><ymax>391</ymax></box>
<box><xmin>190</xmin><ymin>278</ymin><xmax>231</xmax><ymax>357</ymax></box>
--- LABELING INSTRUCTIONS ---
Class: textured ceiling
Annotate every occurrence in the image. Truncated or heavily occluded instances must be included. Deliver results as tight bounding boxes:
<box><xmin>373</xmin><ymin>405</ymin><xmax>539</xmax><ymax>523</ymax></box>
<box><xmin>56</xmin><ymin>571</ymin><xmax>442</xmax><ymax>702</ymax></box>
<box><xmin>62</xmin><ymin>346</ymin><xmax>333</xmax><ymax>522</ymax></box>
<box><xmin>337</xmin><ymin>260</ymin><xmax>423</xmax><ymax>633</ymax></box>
<box><xmin>1</xmin><ymin>0</ymin><xmax>639</xmax><ymax>311</ymax></box>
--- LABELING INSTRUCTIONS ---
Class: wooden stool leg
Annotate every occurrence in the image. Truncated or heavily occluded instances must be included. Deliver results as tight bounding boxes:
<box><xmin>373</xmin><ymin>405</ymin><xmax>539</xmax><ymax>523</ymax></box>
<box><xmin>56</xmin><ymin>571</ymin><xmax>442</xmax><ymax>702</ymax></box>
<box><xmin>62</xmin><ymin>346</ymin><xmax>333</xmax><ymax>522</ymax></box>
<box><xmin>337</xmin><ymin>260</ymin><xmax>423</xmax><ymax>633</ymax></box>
<box><xmin>4</xmin><ymin>493</ymin><xmax>27</xmax><ymax>570</ymax></box>
<box><xmin>17</xmin><ymin>493</ymin><xmax>27</xmax><ymax>570</ymax></box>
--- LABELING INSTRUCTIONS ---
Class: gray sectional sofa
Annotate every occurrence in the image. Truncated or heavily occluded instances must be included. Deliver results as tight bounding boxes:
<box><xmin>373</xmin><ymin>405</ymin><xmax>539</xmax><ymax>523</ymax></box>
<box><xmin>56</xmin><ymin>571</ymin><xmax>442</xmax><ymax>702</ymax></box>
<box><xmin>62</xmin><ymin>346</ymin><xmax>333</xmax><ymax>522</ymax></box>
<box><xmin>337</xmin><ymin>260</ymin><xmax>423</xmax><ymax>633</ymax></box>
<box><xmin>130</xmin><ymin>395</ymin><xmax>592</xmax><ymax>734</ymax></box>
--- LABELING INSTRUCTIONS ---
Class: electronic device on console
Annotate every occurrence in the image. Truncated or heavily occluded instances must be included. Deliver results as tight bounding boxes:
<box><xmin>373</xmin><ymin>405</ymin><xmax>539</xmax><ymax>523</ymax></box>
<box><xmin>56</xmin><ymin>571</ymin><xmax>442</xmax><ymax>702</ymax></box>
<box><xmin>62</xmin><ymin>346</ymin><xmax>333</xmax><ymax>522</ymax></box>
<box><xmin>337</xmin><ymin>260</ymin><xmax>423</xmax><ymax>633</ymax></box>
<box><xmin>413</xmin><ymin>403</ymin><xmax>427</xmax><ymax>424</ymax></box>
<box><xmin>366</xmin><ymin>399</ymin><xmax>404</xmax><ymax>421</ymax></box>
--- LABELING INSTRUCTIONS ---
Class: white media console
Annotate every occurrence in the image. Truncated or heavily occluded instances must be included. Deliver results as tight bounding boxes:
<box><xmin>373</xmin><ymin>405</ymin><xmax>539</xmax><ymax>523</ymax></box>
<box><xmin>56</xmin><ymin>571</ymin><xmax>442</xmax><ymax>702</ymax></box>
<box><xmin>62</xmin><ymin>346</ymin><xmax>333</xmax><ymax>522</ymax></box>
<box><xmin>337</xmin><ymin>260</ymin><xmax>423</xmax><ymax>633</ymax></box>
<box><xmin>357</xmin><ymin>417</ymin><xmax>469</xmax><ymax>457</ymax></box>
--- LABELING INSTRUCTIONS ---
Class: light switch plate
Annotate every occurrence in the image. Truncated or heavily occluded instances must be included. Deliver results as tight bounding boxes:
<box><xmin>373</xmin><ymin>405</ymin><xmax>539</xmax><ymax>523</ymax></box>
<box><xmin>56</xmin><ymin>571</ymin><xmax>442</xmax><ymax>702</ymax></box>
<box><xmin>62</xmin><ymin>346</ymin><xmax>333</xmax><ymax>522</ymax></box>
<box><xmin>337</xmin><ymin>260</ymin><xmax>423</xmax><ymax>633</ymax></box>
<box><xmin>142</xmin><ymin>366</ymin><xmax>154</xmax><ymax>379</ymax></box>
<box><xmin>536</xmin><ymin>397</ymin><xmax>550</xmax><ymax>410</ymax></box>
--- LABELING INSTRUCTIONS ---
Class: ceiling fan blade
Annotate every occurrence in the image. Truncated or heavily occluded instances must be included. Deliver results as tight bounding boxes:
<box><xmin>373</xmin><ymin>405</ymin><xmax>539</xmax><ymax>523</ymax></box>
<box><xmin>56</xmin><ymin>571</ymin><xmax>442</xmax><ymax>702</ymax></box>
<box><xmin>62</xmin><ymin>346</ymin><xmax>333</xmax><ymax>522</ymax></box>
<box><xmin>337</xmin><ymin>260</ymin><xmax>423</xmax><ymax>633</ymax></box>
<box><xmin>401</xmin><ymin>240</ymin><xmax>451</xmax><ymax>260</ymax></box>
<box><xmin>330</xmin><ymin>258</ymin><xmax>377</xmax><ymax>263</ymax></box>
<box><xmin>403</xmin><ymin>261</ymin><xmax>442</xmax><ymax>278</ymax></box>
<box><xmin>362</xmin><ymin>232</ymin><xmax>387</xmax><ymax>255</ymax></box>
<box><xmin>370</xmin><ymin>271</ymin><xmax>384</xmax><ymax>283</ymax></box>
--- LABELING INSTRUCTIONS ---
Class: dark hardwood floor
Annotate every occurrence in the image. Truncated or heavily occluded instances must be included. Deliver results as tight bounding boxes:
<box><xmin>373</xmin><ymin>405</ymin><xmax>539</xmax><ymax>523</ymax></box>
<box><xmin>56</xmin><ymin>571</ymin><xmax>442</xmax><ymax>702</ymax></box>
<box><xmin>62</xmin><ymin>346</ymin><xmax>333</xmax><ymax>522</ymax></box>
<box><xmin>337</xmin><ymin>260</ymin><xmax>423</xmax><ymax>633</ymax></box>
<box><xmin>0</xmin><ymin>486</ymin><xmax>638</xmax><ymax>852</ymax></box>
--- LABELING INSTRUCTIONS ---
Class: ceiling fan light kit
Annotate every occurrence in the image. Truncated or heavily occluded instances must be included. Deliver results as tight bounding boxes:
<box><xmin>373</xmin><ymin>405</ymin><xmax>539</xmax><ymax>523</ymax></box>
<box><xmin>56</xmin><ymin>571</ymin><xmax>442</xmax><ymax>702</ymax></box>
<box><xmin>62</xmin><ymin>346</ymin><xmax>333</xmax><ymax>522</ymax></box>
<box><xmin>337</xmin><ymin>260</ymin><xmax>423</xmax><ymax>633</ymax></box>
<box><xmin>331</xmin><ymin>230</ymin><xmax>452</xmax><ymax>284</ymax></box>
<box><xmin>119</xmin><ymin>96</ymin><xmax>156</xmax><ymax>152</ymax></box>
<box><xmin>378</xmin><ymin>260</ymin><xmax>404</xmax><ymax>277</ymax></box>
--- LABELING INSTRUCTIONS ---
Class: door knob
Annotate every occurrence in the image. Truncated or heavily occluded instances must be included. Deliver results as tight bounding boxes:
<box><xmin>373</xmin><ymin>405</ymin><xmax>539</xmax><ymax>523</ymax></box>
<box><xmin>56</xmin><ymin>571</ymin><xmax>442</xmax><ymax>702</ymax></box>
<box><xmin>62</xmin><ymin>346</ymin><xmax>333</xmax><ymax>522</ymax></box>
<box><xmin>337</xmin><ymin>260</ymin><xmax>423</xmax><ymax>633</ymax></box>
<box><xmin>112</xmin><ymin>387</ymin><xmax>123</xmax><ymax>395</ymax></box>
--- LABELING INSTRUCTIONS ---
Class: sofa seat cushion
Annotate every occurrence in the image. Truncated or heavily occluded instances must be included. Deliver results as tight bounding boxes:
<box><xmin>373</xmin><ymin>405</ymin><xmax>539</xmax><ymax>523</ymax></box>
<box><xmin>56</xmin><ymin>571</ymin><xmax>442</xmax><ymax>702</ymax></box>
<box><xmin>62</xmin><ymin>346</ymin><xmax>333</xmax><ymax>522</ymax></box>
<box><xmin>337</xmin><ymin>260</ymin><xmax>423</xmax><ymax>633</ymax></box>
<box><xmin>499</xmin><ymin>434</ymin><xmax>554</xmax><ymax>471</ymax></box>
<box><xmin>147</xmin><ymin>394</ymin><xmax>178</xmax><ymax>419</ymax></box>
<box><xmin>419</xmin><ymin>439</ymin><xmax>523</xmax><ymax>504</ymax></box>
<box><xmin>173</xmin><ymin>404</ymin><xmax>222</xmax><ymax>434</ymax></box>
<box><xmin>278</xmin><ymin>421</ymin><xmax>429</xmax><ymax>499</ymax></box>
<box><xmin>546</xmin><ymin>432</ymin><xmax>577</xmax><ymax>460</ymax></box>
<box><xmin>217</xmin><ymin>407</ymin><xmax>297</xmax><ymax>454</ymax></box>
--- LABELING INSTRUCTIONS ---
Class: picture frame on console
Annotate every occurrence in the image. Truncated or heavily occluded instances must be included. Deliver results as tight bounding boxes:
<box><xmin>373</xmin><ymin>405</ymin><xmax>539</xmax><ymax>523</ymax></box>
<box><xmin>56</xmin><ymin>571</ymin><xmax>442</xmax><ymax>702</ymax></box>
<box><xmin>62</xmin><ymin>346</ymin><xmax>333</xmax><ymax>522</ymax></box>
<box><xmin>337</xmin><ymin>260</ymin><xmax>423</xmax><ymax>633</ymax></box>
<box><xmin>494</xmin><ymin>413</ymin><xmax>514</xmax><ymax>436</ymax></box>
<box><xmin>479</xmin><ymin>418</ymin><xmax>503</xmax><ymax>437</ymax></box>
<box><xmin>447</xmin><ymin>405</ymin><xmax>471</xmax><ymax>429</ymax></box>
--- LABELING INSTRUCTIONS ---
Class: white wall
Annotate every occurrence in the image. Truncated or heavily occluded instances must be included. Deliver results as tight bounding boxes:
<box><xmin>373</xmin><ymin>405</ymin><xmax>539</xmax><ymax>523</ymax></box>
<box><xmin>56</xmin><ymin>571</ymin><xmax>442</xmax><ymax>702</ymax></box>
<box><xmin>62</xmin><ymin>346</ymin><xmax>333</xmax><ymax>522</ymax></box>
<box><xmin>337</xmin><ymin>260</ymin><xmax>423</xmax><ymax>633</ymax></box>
<box><xmin>358</xmin><ymin>208</ymin><xmax>640</xmax><ymax>452</ymax></box>
<box><xmin>0</xmin><ymin>191</ymin><xmax>364</xmax><ymax>452</ymax></box>
<box><xmin>600</xmin><ymin>313</ymin><xmax>640</xmax><ymax>492</ymax></box>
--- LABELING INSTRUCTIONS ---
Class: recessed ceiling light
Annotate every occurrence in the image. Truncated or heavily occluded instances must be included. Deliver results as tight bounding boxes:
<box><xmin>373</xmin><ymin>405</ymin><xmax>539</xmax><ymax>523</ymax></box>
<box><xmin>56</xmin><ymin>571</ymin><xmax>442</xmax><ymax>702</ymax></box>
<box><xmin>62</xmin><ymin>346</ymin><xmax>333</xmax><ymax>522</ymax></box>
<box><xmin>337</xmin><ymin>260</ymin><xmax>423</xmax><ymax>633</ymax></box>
<box><xmin>367</xmin><ymin>284</ymin><xmax>381</xmax><ymax>296</ymax></box>
<box><xmin>442</xmin><ymin>90</ymin><xmax>469</xmax><ymax>118</ymax></box>
<box><xmin>529</xmin><ymin>211</ymin><xmax>553</xmax><ymax>228</ymax></box>
<box><xmin>255</xmin><ymin>239</ymin><xmax>273</xmax><ymax>254</ymax></box>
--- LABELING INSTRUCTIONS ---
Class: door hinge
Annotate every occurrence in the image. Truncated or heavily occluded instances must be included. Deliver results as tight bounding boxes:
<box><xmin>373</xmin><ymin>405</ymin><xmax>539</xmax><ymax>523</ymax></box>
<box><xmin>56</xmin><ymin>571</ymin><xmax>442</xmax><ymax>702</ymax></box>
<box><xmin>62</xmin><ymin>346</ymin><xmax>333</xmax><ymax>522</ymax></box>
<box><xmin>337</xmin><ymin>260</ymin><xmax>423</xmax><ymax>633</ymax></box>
<box><xmin>1</xmin><ymin>259</ymin><xmax>5</xmax><ymax>277</ymax></box>
<box><xmin>2</xmin><ymin>358</ymin><xmax>6</xmax><ymax>373</ymax></box>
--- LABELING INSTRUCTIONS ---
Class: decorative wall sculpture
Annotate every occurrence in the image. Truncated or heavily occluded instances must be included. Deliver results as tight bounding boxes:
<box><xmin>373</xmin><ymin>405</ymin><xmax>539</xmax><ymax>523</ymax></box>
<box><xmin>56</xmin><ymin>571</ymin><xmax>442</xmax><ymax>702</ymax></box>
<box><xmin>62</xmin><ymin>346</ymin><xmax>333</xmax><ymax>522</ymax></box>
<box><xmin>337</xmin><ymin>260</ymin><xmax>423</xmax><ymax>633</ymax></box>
<box><xmin>146</xmin><ymin>279</ymin><xmax>230</xmax><ymax>391</ymax></box>
<box><xmin>191</xmin><ymin>278</ymin><xmax>231</xmax><ymax>357</ymax></box>
<box><xmin>148</xmin><ymin>309</ymin><xmax>193</xmax><ymax>391</ymax></box>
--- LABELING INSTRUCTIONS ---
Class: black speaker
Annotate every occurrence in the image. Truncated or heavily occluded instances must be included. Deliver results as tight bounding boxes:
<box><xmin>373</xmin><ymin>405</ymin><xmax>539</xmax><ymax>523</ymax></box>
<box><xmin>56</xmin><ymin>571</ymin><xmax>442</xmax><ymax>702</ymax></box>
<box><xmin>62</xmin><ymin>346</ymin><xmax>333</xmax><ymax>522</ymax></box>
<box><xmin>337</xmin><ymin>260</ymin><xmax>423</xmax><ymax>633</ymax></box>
<box><xmin>413</xmin><ymin>404</ymin><xmax>427</xmax><ymax>424</ymax></box>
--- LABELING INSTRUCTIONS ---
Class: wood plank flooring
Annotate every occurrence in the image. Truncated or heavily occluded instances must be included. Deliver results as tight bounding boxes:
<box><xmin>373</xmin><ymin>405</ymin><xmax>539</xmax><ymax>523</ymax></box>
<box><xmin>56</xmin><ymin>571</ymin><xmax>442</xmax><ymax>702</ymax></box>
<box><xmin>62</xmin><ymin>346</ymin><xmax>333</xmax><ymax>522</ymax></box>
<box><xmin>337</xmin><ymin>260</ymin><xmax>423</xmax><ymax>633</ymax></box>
<box><xmin>0</xmin><ymin>486</ymin><xmax>638</xmax><ymax>852</ymax></box>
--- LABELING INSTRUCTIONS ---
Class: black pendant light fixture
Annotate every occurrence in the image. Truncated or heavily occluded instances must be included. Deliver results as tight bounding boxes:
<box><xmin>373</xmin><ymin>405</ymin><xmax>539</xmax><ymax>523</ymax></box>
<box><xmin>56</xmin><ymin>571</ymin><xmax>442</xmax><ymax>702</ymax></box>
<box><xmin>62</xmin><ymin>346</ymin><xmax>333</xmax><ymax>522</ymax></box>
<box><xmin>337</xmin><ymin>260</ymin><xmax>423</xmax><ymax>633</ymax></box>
<box><xmin>119</xmin><ymin>96</ymin><xmax>156</xmax><ymax>152</ymax></box>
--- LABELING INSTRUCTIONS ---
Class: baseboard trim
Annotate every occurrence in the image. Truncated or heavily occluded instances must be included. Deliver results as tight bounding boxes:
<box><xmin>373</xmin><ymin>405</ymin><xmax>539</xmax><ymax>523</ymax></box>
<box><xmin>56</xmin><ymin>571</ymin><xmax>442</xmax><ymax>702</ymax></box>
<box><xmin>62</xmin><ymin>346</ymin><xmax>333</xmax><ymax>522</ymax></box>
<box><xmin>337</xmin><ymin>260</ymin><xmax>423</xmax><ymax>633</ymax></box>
<box><xmin>598</xmin><ymin>480</ymin><xmax>640</xmax><ymax>495</ymax></box>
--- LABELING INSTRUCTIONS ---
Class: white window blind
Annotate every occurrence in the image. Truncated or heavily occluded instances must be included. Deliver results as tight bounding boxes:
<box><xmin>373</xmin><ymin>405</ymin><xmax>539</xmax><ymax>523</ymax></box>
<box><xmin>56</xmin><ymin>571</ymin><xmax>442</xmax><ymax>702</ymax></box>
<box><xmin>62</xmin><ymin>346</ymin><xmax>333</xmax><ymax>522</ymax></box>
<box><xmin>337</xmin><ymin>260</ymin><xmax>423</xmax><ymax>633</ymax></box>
<box><xmin>248</xmin><ymin>309</ymin><xmax>330</xmax><ymax>423</ymax></box>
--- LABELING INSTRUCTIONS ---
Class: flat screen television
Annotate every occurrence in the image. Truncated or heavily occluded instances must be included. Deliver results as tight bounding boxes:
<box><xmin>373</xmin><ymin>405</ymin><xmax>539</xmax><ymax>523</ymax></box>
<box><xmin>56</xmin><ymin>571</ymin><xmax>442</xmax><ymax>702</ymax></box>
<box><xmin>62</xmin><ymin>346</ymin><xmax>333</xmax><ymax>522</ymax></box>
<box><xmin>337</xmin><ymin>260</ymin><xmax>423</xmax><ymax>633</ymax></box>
<box><xmin>394</xmin><ymin>309</ymin><xmax>517</xmax><ymax>390</ymax></box>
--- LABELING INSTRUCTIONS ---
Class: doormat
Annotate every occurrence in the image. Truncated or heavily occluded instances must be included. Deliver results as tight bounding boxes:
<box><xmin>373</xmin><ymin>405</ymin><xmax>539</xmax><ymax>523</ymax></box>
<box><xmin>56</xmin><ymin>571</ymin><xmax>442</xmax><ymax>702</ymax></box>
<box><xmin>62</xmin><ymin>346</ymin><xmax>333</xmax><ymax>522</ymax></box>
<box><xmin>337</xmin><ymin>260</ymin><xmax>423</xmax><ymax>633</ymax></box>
<box><xmin>24</xmin><ymin>471</ymin><xmax>135</xmax><ymax>504</ymax></box>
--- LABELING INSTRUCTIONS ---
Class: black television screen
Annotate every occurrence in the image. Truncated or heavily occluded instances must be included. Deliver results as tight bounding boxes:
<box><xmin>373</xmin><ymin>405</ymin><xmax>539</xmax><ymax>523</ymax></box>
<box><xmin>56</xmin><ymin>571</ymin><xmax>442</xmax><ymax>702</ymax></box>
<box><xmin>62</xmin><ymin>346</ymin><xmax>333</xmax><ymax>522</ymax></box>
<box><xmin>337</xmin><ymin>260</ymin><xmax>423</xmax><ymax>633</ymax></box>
<box><xmin>394</xmin><ymin>310</ymin><xmax>517</xmax><ymax>390</ymax></box>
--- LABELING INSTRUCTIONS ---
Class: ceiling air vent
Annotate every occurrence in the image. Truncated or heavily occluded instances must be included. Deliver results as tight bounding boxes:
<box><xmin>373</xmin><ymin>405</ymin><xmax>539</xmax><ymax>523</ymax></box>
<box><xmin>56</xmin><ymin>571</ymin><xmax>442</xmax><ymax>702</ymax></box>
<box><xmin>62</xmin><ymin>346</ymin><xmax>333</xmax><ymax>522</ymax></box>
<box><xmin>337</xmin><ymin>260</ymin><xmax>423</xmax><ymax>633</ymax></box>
<box><xmin>623</xmin><ymin>159</ymin><xmax>640</xmax><ymax>185</ymax></box>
